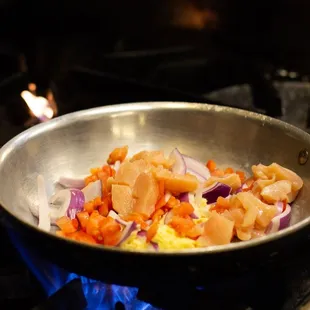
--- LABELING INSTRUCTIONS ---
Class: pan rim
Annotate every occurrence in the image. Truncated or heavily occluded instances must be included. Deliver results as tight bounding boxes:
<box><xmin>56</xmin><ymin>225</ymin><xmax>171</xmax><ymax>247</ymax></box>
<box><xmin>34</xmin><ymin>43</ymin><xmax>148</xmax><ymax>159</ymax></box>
<box><xmin>0</xmin><ymin>101</ymin><xmax>309</xmax><ymax>256</ymax></box>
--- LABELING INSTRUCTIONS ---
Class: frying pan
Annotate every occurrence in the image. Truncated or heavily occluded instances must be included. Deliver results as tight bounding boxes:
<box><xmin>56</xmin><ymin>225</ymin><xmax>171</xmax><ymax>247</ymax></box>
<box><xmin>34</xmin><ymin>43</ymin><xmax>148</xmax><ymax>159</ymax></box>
<box><xmin>0</xmin><ymin>102</ymin><xmax>309</xmax><ymax>288</ymax></box>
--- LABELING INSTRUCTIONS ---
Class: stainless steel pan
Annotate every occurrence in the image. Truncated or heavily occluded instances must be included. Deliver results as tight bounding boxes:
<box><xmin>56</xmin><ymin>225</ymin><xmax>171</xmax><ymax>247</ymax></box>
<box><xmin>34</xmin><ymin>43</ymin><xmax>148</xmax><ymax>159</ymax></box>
<box><xmin>0</xmin><ymin>102</ymin><xmax>309</xmax><ymax>287</ymax></box>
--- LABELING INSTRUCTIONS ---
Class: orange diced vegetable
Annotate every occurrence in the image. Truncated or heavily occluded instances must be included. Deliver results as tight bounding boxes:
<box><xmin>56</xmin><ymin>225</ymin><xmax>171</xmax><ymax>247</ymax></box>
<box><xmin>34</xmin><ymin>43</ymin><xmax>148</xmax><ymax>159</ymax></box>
<box><xmin>155</xmin><ymin>195</ymin><xmax>166</xmax><ymax>210</ymax></box>
<box><xmin>186</xmin><ymin>225</ymin><xmax>202</xmax><ymax>239</ymax></box>
<box><xmin>158</xmin><ymin>180</ymin><xmax>165</xmax><ymax>198</ymax></box>
<box><xmin>224</xmin><ymin>167</ymin><xmax>234</xmax><ymax>174</ymax></box>
<box><xmin>86</xmin><ymin>211</ymin><xmax>105</xmax><ymax>240</ymax></box>
<box><xmin>77</xmin><ymin>211</ymin><xmax>89</xmax><ymax>230</ymax></box>
<box><xmin>107</xmin><ymin>146</ymin><xmax>128</xmax><ymax>165</ymax></box>
<box><xmin>211</xmin><ymin>169</ymin><xmax>225</xmax><ymax>177</ymax></box>
<box><xmin>147</xmin><ymin>219</ymin><xmax>160</xmax><ymax>242</ymax></box>
<box><xmin>216</xmin><ymin>196</ymin><xmax>231</xmax><ymax>208</ymax></box>
<box><xmin>56</xmin><ymin>216</ymin><xmax>78</xmax><ymax>234</ymax></box>
<box><xmin>66</xmin><ymin>231</ymin><xmax>97</xmax><ymax>244</ymax></box>
<box><xmin>99</xmin><ymin>217</ymin><xmax>122</xmax><ymax>236</ymax></box>
<box><xmin>122</xmin><ymin>213</ymin><xmax>148</xmax><ymax>229</ymax></box>
<box><xmin>236</xmin><ymin>170</ymin><xmax>246</xmax><ymax>183</ymax></box>
<box><xmin>166</xmin><ymin>196</ymin><xmax>180</xmax><ymax>209</ymax></box>
<box><xmin>172</xmin><ymin>202</ymin><xmax>194</xmax><ymax>217</ymax></box>
<box><xmin>206</xmin><ymin>160</ymin><xmax>216</xmax><ymax>172</ymax></box>
<box><xmin>151</xmin><ymin>208</ymin><xmax>165</xmax><ymax>222</ymax></box>
<box><xmin>98</xmin><ymin>195</ymin><xmax>111</xmax><ymax>217</ymax></box>
<box><xmin>103</xmin><ymin>231</ymin><xmax>123</xmax><ymax>246</ymax></box>
<box><xmin>169</xmin><ymin>216</ymin><xmax>195</xmax><ymax>236</ymax></box>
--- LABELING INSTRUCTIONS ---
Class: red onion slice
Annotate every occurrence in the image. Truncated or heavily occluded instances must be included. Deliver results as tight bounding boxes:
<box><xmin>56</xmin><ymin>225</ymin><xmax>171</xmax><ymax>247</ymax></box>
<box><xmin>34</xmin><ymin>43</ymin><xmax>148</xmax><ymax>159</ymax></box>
<box><xmin>137</xmin><ymin>230</ymin><xmax>147</xmax><ymax>237</ymax></box>
<box><xmin>49</xmin><ymin>189</ymin><xmax>85</xmax><ymax>221</ymax></box>
<box><xmin>82</xmin><ymin>180</ymin><xmax>102</xmax><ymax>202</ymax></box>
<box><xmin>58</xmin><ymin>177</ymin><xmax>85</xmax><ymax>189</ymax></box>
<box><xmin>117</xmin><ymin>221</ymin><xmax>137</xmax><ymax>246</ymax></box>
<box><xmin>37</xmin><ymin>175</ymin><xmax>51</xmax><ymax>231</ymax></box>
<box><xmin>266</xmin><ymin>204</ymin><xmax>291</xmax><ymax>234</ymax></box>
<box><xmin>182</xmin><ymin>154</ymin><xmax>211</xmax><ymax>180</ymax></box>
<box><xmin>169</xmin><ymin>148</ymin><xmax>186</xmax><ymax>174</ymax></box>
<box><xmin>202</xmin><ymin>182</ymin><xmax>232</xmax><ymax>204</ymax></box>
<box><xmin>149</xmin><ymin>241</ymin><xmax>159</xmax><ymax>251</ymax></box>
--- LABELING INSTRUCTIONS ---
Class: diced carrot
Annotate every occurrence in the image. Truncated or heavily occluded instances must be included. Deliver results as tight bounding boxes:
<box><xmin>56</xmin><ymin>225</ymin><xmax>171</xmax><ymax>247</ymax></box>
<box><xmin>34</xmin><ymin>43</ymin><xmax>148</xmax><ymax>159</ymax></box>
<box><xmin>151</xmin><ymin>209</ymin><xmax>165</xmax><ymax>222</ymax></box>
<box><xmin>236</xmin><ymin>170</ymin><xmax>246</xmax><ymax>183</ymax></box>
<box><xmin>90</xmin><ymin>167</ymin><xmax>101</xmax><ymax>175</ymax></box>
<box><xmin>56</xmin><ymin>216</ymin><xmax>78</xmax><ymax>234</ymax></box>
<box><xmin>102</xmin><ymin>165</ymin><xmax>114</xmax><ymax>177</ymax></box>
<box><xmin>76</xmin><ymin>211</ymin><xmax>89</xmax><ymax>230</ymax></box>
<box><xmin>155</xmin><ymin>195</ymin><xmax>166</xmax><ymax>210</ymax></box>
<box><xmin>158</xmin><ymin>180</ymin><xmax>165</xmax><ymax>198</ymax></box>
<box><xmin>122</xmin><ymin>213</ymin><xmax>148</xmax><ymax>229</ymax></box>
<box><xmin>107</xmin><ymin>146</ymin><xmax>128</xmax><ymax>165</ymax></box>
<box><xmin>100</xmin><ymin>217</ymin><xmax>122</xmax><ymax>236</ymax></box>
<box><xmin>172</xmin><ymin>202</ymin><xmax>194</xmax><ymax>217</ymax></box>
<box><xmin>224</xmin><ymin>167</ymin><xmax>234</xmax><ymax>174</ymax></box>
<box><xmin>66</xmin><ymin>231</ymin><xmax>97</xmax><ymax>244</ymax></box>
<box><xmin>147</xmin><ymin>219</ymin><xmax>160</xmax><ymax>242</ymax></box>
<box><xmin>283</xmin><ymin>200</ymin><xmax>287</xmax><ymax>211</ymax></box>
<box><xmin>166</xmin><ymin>196</ymin><xmax>180</xmax><ymax>209</ymax></box>
<box><xmin>209</xmin><ymin>205</ymin><xmax>227</xmax><ymax>214</ymax></box>
<box><xmin>93</xmin><ymin>197</ymin><xmax>102</xmax><ymax>207</ymax></box>
<box><xmin>186</xmin><ymin>225</ymin><xmax>202</xmax><ymax>239</ymax></box>
<box><xmin>169</xmin><ymin>216</ymin><xmax>195</xmax><ymax>236</ymax></box>
<box><xmin>71</xmin><ymin>218</ymin><xmax>79</xmax><ymax>230</ymax></box>
<box><xmin>84</xmin><ymin>201</ymin><xmax>95</xmax><ymax>214</ymax></box>
<box><xmin>103</xmin><ymin>231</ymin><xmax>123</xmax><ymax>246</ymax></box>
<box><xmin>211</xmin><ymin>169</ymin><xmax>225</xmax><ymax>177</ymax></box>
<box><xmin>217</xmin><ymin>196</ymin><xmax>231</xmax><ymax>208</ymax></box>
<box><xmin>86</xmin><ymin>211</ymin><xmax>105</xmax><ymax>239</ymax></box>
<box><xmin>85</xmin><ymin>174</ymin><xmax>99</xmax><ymax>186</ymax></box>
<box><xmin>98</xmin><ymin>195</ymin><xmax>111</xmax><ymax>217</ymax></box>
<box><xmin>206</xmin><ymin>160</ymin><xmax>216</xmax><ymax>172</ymax></box>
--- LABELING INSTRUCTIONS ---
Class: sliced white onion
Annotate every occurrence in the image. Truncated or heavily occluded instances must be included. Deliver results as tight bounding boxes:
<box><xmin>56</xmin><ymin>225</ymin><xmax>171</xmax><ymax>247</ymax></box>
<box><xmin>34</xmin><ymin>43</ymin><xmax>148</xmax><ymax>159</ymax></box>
<box><xmin>187</xmin><ymin>168</ymin><xmax>206</xmax><ymax>183</ymax></box>
<box><xmin>108</xmin><ymin>210</ymin><xmax>129</xmax><ymax>226</ymax></box>
<box><xmin>37</xmin><ymin>175</ymin><xmax>51</xmax><ymax>231</ymax></box>
<box><xmin>169</xmin><ymin>148</ymin><xmax>186</xmax><ymax>174</ymax></box>
<box><xmin>82</xmin><ymin>180</ymin><xmax>102</xmax><ymax>202</ymax></box>
<box><xmin>182</xmin><ymin>154</ymin><xmax>211</xmax><ymax>180</ymax></box>
<box><xmin>58</xmin><ymin>177</ymin><xmax>85</xmax><ymax>189</ymax></box>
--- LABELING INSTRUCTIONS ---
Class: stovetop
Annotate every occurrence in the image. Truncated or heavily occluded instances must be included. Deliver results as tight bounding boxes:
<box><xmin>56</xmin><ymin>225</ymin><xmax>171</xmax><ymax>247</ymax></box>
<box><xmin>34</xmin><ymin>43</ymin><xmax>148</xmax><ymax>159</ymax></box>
<box><xmin>0</xmin><ymin>44</ymin><xmax>310</xmax><ymax>309</ymax></box>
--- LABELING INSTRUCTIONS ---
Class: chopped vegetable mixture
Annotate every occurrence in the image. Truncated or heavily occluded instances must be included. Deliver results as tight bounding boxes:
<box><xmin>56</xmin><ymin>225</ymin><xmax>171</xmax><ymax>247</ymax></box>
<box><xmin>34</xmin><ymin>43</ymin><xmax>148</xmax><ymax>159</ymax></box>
<box><xmin>34</xmin><ymin>146</ymin><xmax>304</xmax><ymax>251</ymax></box>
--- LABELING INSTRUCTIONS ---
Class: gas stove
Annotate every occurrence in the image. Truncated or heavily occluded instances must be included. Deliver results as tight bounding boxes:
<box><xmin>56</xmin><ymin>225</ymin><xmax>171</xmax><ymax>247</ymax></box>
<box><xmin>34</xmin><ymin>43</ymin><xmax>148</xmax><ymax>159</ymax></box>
<box><xmin>0</xmin><ymin>44</ymin><xmax>310</xmax><ymax>309</ymax></box>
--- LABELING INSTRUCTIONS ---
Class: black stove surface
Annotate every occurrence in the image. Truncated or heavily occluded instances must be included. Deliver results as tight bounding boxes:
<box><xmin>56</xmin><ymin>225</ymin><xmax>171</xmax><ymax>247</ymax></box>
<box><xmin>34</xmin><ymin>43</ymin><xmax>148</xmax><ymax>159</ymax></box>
<box><xmin>0</xmin><ymin>46</ymin><xmax>309</xmax><ymax>309</ymax></box>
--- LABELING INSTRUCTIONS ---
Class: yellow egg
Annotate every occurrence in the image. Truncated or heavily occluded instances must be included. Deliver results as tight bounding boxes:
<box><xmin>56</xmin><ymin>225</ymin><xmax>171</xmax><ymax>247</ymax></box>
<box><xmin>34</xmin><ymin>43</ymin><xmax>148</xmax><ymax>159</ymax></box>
<box><xmin>152</xmin><ymin>224</ymin><xmax>196</xmax><ymax>250</ymax></box>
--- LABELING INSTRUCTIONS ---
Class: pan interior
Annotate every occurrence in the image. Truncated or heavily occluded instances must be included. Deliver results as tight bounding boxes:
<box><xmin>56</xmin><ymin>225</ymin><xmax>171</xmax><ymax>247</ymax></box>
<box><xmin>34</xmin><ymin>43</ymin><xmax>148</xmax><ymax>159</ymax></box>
<box><xmin>0</xmin><ymin>102</ymin><xmax>309</xmax><ymax>251</ymax></box>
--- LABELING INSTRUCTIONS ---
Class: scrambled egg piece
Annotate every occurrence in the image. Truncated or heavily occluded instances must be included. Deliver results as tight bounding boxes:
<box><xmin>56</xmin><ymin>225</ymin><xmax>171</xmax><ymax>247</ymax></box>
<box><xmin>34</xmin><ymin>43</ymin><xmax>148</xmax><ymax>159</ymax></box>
<box><xmin>120</xmin><ymin>224</ymin><xmax>196</xmax><ymax>251</ymax></box>
<box><xmin>152</xmin><ymin>224</ymin><xmax>196</xmax><ymax>250</ymax></box>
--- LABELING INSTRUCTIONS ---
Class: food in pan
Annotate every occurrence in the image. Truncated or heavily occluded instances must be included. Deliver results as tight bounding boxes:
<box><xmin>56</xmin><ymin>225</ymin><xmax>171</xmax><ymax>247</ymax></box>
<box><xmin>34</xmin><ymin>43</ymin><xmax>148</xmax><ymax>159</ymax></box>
<box><xmin>33</xmin><ymin>146</ymin><xmax>303</xmax><ymax>251</ymax></box>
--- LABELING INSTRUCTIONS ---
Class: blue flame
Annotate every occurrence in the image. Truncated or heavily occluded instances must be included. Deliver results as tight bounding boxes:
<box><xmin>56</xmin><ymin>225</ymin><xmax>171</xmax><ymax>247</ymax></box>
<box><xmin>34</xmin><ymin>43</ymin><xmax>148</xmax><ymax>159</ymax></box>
<box><xmin>8</xmin><ymin>229</ymin><xmax>156</xmax><ymax>309</ymax></box>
